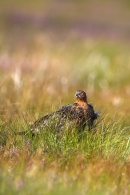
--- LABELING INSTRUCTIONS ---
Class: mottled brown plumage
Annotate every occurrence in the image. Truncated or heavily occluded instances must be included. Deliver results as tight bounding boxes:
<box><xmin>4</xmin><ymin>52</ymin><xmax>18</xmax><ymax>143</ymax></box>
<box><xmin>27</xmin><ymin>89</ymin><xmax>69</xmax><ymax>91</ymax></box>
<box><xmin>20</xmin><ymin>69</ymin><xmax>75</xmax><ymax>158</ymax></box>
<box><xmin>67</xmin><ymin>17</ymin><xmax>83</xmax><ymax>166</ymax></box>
<box><xmin>17</xmin><ymin>90</ymin><xmax>100</xmax><ymax>136</ymax></box>
<box><xmin>30</xmin><ymin>90</ymin><xmax>100</xmax><ymax>133</ymax></box>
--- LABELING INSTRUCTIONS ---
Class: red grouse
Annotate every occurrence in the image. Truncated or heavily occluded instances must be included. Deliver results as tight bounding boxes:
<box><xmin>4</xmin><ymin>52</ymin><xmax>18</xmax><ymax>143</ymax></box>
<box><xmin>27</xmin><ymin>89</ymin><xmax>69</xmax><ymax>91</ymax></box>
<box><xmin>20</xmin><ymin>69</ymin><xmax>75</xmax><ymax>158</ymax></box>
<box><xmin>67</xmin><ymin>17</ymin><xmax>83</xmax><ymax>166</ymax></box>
<box><xmin>29</xmin><ymin>90</ymin><xmax>100</xmax><ymax>134</ymax></box>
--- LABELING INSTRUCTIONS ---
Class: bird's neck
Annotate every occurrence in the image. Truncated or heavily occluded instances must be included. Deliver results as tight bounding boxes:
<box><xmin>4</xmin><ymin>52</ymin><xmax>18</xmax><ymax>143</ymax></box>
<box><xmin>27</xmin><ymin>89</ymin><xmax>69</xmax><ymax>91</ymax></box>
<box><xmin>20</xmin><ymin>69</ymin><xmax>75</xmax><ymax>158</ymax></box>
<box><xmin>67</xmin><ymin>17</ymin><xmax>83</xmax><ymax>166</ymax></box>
<box><xmin>76</xmin><ymin>100</ymin><xmax>88</xmax><ymax>109</ymax></box>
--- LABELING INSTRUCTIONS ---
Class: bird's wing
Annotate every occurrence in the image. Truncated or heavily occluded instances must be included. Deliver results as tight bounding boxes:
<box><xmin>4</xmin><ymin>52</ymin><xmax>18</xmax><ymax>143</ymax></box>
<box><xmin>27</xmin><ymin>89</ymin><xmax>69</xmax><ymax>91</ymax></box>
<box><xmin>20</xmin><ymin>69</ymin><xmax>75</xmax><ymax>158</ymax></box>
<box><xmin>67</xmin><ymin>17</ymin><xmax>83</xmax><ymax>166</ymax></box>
<box><xmin>88</xmin><ymin>103</ymin><xmax>100</xmax><ymax>119</ymax></box>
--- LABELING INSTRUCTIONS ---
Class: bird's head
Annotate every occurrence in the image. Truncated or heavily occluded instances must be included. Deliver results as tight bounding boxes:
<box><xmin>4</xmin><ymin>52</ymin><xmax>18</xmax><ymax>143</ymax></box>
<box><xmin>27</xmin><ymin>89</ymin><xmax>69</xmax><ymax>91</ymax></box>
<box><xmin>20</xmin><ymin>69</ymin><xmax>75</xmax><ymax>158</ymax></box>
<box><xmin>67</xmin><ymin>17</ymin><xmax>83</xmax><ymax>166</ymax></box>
<box><xmin>75</xmin><ymin>90</ymin><xmax>87</xmax><ymax>102</ymax></box>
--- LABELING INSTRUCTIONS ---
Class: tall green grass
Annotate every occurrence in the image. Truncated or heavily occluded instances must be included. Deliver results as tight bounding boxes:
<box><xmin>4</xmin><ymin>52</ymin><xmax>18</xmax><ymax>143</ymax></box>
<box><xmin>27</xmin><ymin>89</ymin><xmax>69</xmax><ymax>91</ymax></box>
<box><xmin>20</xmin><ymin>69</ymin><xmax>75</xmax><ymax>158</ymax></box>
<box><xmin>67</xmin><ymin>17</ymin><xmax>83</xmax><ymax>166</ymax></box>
<box><xmin>0</xmin><ymin>113</ymin><xmax>130</xmax><ymax>195</ymax></box>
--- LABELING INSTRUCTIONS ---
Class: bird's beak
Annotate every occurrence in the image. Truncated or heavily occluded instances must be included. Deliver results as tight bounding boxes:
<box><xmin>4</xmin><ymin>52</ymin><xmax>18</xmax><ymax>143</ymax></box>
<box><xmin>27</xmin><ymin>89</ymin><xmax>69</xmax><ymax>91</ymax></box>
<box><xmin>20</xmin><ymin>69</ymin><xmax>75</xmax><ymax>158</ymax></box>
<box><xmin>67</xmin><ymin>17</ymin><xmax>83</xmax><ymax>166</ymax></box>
<box><xmin>75</xmin><ymin>93</ymin><xmax>80</xmax><ymax>98</ymax></box>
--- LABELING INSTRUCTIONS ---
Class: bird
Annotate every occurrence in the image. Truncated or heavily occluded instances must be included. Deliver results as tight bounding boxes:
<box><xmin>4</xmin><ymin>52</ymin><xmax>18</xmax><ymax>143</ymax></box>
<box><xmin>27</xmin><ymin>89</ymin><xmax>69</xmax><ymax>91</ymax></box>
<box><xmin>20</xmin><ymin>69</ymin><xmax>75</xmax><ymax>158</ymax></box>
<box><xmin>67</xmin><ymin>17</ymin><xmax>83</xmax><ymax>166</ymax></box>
<box><xmin>25</xmin><ymin>90</ymin><xmax>100</xmax><ymax>135</ymax></box>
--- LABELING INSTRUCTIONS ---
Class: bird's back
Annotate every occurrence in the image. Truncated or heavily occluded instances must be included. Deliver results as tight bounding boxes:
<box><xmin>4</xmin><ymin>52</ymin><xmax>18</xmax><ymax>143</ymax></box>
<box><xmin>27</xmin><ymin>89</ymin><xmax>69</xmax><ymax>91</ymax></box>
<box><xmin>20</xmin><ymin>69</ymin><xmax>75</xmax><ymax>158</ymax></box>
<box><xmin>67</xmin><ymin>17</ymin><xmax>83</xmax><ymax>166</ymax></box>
<box><xmin>31</xmin><ymin>102</ymin><xmax>99</xmax><ymax>132</ymax></box>
<box><xmin>31</xmin><ymin>102</ymin><xmax>88</xmax><ymax>132</ymax></box>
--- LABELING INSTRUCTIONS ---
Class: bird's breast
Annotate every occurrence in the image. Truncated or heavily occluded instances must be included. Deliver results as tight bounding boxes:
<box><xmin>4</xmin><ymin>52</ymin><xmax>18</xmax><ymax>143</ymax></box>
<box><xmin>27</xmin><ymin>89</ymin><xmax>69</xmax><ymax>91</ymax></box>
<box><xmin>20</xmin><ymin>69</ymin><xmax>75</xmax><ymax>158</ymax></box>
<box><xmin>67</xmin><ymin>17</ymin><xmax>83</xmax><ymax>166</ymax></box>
<box><xmin>76</xmin><ymin>100</ymin><xmax>88</xmax><ymax>109</ymax></box>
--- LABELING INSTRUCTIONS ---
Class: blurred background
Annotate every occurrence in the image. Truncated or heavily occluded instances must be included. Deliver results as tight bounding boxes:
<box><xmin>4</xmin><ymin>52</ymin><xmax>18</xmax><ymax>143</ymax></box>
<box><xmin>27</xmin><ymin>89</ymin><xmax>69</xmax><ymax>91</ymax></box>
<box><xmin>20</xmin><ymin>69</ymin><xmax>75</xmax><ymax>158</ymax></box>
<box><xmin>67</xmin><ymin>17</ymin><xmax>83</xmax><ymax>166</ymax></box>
<box><xmin>0</xmin><ymin>0</ymin><xmax>130</xmax><ymax>121</ymax></box>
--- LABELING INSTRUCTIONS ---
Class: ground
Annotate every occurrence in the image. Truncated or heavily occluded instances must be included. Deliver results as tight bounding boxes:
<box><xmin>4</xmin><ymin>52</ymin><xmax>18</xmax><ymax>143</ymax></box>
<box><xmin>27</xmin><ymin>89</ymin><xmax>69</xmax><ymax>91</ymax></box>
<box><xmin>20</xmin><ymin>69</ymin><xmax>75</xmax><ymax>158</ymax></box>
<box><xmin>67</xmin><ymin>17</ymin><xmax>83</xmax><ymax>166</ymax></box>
<box><xmin>0</xmin><ymin>1</ymin><xmax>130</xmax><ymax>194</ymax></box>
